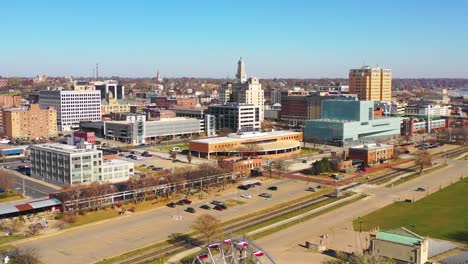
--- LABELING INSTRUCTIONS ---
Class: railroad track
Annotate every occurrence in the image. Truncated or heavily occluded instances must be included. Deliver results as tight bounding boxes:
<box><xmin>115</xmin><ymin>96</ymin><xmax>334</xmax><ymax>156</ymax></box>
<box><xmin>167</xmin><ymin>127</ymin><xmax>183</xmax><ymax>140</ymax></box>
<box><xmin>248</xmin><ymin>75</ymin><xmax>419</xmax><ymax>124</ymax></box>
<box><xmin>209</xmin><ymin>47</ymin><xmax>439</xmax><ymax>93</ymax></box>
<box><xmin>117</xmin><ymin>146</ymin><xmax>468</xmax><ymax>264</ymax></box>
<box><xmin>118</xmin><ymin>193</ymin><xmax>334</xmax><ymax>264</ymax></box>
<box><xmin>367</xmin><ymin>146</ymin><xmax>468</xmax><ymax>185</ymax></box>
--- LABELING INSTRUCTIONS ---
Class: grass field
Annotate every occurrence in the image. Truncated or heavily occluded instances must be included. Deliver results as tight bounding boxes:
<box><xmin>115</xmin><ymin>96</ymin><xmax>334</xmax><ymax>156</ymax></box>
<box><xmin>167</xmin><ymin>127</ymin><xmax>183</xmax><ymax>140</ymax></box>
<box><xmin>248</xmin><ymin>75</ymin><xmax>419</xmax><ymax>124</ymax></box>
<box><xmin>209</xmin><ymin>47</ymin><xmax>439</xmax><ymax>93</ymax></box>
<box><xmin>354</xmin><ymin>178</ymin><xmax>468</xmax><ymax>244</ymax></box>
<box><xmin>159</xmin><ymin>143</ymin><xmax>189</xmax><ymax>152</ymax></box>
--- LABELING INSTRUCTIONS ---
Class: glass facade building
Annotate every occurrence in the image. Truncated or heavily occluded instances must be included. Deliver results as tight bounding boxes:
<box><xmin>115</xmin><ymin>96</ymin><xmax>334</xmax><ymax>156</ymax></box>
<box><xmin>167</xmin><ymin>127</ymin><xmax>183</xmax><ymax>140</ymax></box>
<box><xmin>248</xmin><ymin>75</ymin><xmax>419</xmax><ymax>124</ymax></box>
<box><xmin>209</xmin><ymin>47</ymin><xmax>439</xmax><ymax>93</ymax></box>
<box><xmin>304</xmin><ymin>100</ymin><xmax>401</xmax><ymax>145</ymax></box>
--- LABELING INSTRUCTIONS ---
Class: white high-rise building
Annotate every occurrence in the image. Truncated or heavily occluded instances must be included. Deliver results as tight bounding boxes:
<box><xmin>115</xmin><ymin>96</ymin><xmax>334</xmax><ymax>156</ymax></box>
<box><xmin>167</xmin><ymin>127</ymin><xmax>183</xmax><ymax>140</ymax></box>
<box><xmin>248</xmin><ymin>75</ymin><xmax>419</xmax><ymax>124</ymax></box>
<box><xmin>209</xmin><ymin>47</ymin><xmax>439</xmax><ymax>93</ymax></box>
<box><xmin>39</xmin><ymin>90</ymin><xmax>102</xmax><ymax>131</ymax></box>
<box><xmin>234</xmin><ymin>77</ymin><xmax>265</xmax><ymax>122</ymax></box>
<box><xmin>236</xmin><ymin>57</ymin><xmax>247</xmax><ymax>83</ymax></box>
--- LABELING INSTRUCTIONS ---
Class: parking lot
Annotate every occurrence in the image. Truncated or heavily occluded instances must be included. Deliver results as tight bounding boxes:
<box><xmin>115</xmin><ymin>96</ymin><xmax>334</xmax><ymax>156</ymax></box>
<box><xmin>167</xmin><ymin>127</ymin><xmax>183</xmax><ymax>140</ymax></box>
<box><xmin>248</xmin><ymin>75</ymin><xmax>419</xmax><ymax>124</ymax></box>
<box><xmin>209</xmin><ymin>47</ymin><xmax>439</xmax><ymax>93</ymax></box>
<box><xmin>116</xmin><ymin>150</ymin><xmax>199</xmax><ymax>171</ymax></box>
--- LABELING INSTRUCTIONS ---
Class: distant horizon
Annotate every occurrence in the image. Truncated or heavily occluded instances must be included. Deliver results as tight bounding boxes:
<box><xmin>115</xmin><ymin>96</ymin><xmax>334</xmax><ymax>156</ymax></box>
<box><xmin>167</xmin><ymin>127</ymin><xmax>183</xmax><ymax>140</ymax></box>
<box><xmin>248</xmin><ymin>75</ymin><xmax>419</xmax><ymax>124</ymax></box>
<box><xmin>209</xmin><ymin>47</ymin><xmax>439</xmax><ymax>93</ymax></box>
<box><xmin>1</xmin><ymin>1</ymin><xmax>467</xmax><ymax>78</ymax></box>
<box><xmin>2</xmin><ymin>74</ymin><xmax>468</xmax><ymax>80</ymax></box>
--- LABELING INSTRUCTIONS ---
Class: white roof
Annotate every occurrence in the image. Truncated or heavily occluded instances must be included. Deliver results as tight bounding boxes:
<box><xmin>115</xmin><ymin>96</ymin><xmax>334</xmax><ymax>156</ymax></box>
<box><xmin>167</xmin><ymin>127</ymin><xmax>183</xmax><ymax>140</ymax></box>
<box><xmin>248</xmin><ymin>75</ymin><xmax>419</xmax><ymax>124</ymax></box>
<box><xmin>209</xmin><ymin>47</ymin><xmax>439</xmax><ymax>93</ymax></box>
<box><xmin>190</xmin><ymin>130</ymin><xmax>301</xmax><ymax>144</ymax></box>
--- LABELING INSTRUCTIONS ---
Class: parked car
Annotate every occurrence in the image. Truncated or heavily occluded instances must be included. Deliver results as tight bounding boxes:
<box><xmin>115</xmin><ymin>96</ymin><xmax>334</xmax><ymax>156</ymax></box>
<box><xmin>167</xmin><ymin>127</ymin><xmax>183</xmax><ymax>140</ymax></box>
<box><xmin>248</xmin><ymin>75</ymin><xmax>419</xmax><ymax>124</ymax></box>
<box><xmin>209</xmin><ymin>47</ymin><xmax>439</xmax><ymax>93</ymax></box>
<box><xmin>200</xmin><ymin>204</ymin><xmax>211</xmax><ymax>210</ymax></box>
<box><xmin>145</xmin><ymin>154</ymin><xmax>153</xmax><ymax>157</ymax></box>
<box><xmin>167</xmin><ymin>202</ymin><xmax>176</xmax><ymax>208</ymax></box>
<box><xmin>140</xmin><ymin>164</ymin><xmax>147</xmax><ymax>167</ymax></box>
<box><xmin>148</xmin><ymin>165</ymin><xmax>155</xmax><ymax>169</ymax></box>
<box><xmin>170</xmin><ymin>147</ymin><xmax>182</xmax><ymax>152</ymax></box>
<box><xmin>186</xmin><ymin>207</ymin><xmax>196</xmax><ymax>213</ymax></box>
<box><xmin>142</xmin><ymin>151</ymin><xmax>149</xmax><ymax>156</ymax></box>
<box><xmin>177</xmin><ymin>199</ymin><xmax>192</xmax><ymax>205</ymax></box>
<box><xmin>240</xmin><ymin>194</ymin><xmax>251</xmax><ymax>199</ymax></box>
<box><xmin>238</xmin><ymin>185</ymin><xmax>249</xmax><ymax>190</ymax></box>
<box><xmin>214</xmin><ymin>205</ymin><xmax>225</xmax><ymax>211</ymax></box>
<box><xmin>267</xmin><ymin>186</ymin><xmax>278</xmax><ymax>191</ymax></box>
<box><xmin>152</xmin><ymin>167</ymin><xmax>163</xmax><ymax>171</ymax></box>
<box><xmin>259</xmin><ymin>193</ymin><xmax>272</xmax><ymax>198</ymax></box>
<box><xmin>211</xmin><ymin>200</ymin><xmax>223</xmax><ymax>206</ymax></box>
<box><xmin>306</xmin><ymin>187</ymin><xmax>316</xmax><ymax>192</ymax></box>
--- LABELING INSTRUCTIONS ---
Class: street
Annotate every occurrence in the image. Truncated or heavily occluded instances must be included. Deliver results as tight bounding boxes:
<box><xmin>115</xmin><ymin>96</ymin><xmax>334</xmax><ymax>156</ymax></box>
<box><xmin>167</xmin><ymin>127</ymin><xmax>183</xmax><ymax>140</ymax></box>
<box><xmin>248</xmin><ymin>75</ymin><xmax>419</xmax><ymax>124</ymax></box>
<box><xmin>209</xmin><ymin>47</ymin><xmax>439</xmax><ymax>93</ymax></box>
<box><xmin>255</xmin><ymin>157</ymin><xmax>467</xmax><ymax>263</ymax></box>
<box><xmin>15</xmin><ymin>179</ymin><xmax>315</xmax><ymax>264</ymax></box>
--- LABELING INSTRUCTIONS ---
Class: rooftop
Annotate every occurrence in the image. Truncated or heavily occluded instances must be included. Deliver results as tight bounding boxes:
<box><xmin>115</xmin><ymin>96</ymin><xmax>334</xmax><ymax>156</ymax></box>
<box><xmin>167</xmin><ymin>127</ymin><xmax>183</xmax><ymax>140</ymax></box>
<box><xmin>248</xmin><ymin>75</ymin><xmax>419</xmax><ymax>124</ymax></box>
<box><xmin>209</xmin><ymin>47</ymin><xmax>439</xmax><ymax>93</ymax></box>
<box><xmin>103</xmin><ymin>159</ymin><xmax>133</xmax><ymax>166</ymax></box>
<box><xmin>376</xmin><ymin>231</ymin><xmax>422</xmax><ymax>246</ymax></box>
<box><xmin>190</xmin><ymin>130</ymin><xmax>302</xmax><ymax>144</ymax></box>
<box><xmin>350</xmin><ymin>143</ymin><xmax>393</xmax><ymax>150</ymax></box>
<box><xmin>31</xmin><ymin>143</ymin><xmax>99</xmax><ymax>154</ymax></box>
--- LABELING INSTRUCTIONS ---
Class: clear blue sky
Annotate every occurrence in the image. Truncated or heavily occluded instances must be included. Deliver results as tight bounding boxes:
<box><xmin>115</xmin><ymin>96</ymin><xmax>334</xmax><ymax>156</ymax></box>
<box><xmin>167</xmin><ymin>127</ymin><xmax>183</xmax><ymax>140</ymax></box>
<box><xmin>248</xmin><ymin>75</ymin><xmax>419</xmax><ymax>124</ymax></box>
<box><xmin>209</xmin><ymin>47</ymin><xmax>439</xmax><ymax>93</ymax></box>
<box><xmin>1</xmin><ymin>0</ymin><xmax>467</xmax><ymax>78</ymax></box>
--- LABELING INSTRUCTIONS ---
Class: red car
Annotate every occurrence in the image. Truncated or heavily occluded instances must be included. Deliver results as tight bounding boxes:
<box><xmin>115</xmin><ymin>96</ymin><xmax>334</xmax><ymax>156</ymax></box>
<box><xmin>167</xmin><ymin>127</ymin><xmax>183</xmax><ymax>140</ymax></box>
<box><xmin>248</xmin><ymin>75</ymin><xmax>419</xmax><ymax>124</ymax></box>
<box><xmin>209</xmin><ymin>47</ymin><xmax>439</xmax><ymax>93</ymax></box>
<box><xmin>214</xmin><ymin>205</ymin><xmax>225</xmax><ymax>211</ymax></box>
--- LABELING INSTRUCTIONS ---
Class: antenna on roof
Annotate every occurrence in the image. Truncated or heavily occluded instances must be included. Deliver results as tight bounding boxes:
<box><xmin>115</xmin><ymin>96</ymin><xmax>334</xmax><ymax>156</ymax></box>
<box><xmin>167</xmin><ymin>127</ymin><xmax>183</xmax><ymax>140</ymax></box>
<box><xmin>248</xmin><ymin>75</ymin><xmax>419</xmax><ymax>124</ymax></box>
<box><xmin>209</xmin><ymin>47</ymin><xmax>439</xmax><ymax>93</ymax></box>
<box><xmin>96</xmin><ymin>63</ymin><xmax>99</xmax><ymax>80</ymax></box>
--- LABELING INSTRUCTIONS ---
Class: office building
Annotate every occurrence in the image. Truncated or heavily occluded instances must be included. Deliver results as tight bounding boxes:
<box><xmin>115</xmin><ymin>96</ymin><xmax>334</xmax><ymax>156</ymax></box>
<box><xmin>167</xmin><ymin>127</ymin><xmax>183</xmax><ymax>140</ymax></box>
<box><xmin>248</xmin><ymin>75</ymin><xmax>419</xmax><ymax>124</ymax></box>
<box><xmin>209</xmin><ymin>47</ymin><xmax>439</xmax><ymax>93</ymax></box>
<box><xmin>219</xmin><ymin>82</ymin><xmax>233</xmax><ymax>104</ymax></box>
<box><xmin>101</xmin><ymin>95</ymin><xmax>130</xmax><ymax>114</ymax></box>
<box><xmin>271</xmin><ymin>87</ymin><xmax>309</xmax><ymax>105</ymax></box>
<box><xmin>170</xmin><ymin>107</ymin><xmax>206</xmax><ymax>119</ymax></box>
<box><xmin>349</xmin><ymin>65</ymin><xmax>392</xmax><ymax>101</ymax></box>
<box><xmin>405</xmin><ymin>104</ymin><xmax>450</xmax><ymax>116</ymax></box>
<box><xmin>207</xmin><ymin>103</ymin><xmax>260</xmax><ymax>132</ymax></box>
<box><xmin>73</xmin><ymin>80</ymin><xmax>125</xmax><ymax>100</ymax></box>
<box><xmin>304</xmin><ymin>100</ymin><xmax>401</xmax><ymax>145</ymax></box>
<box><xmin>30</xmin><ymin>143</ymin><xmax>133</xmax><ymax>185</ymax></box>
<box><xmin>349</xmin><ymin>143</ymin><xmax>394</xmax><ymax>166</ymax></box>
<box><xmin>281</xmin><ymin>93</ymin><xmax>354</xmax><ymax>125</ymax></box>
<box><xmin>189</xmin><ymin>130</ymin><xmax>302</xmax><ymax>159</ymax></box>
<box><xmin>39</xmin><ymin>90</ymin><xmax>101</xmax><ymax>131</ymax></box>
<box><xmin>0</xmin><ymin>95</ymin><xmax>21</xmax><ymax>109</ymax></box>
<box><xmin>151</xmin><ymin>96</ymin><xmax>197</xmax><ymax>109</ymax></box>
<box><xmin>233</xmin><ymin>77</ymin><xmax>265</xmax><ymax>122</ymax></box>
<box><xmin>401</xmin><ymin>118</ymin><xmax>447</xmax><ymax>136</ymax></box>
<box><xmin>103</xmin><ymin>117</ymin><xmax>202</xmax><ymax>144</ymax></box>
<box><xmin>218</xmin><ymin>157</ymin><xmax>263</xmax><ymax>177</ymax></box>
<box><xmin>3</xmin><ymin>104</ymin><xmax>57</xmax><ymax>139</ymax></box>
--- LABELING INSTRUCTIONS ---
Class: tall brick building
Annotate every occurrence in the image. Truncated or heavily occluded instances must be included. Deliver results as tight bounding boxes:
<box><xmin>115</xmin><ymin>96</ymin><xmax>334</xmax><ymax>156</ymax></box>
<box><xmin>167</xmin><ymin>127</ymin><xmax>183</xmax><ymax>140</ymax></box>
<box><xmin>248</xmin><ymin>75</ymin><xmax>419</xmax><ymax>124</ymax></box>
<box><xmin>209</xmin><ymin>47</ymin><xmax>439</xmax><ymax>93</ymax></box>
<box><xmin>3</xmin><ymin>104</ymin><xmax>57</xmax><ymax>139</ymax></box>
<box><xmin>0</xmin><ymin>95</ymin><xmax>21</xmax><ymax>108</ymax></box>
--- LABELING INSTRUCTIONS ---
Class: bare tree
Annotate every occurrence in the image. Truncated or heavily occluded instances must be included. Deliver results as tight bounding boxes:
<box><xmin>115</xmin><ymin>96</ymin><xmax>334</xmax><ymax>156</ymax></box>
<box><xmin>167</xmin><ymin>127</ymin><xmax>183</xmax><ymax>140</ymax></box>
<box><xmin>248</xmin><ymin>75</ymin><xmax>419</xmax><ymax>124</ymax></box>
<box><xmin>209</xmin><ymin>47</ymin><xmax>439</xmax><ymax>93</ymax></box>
<box><xmin>272</xmin><ymin>159</ymin><xmax>289</xmax><ymax>176</ymax></box>
<box><xmin>0</xmin><ymin>170</ymin><xmax>14</xmax><ymax>190</ymax></box>
<box><xmin>0</xmin><ymin>219</ymin><xmax>24</xmax><ymax>235</ymax></box>
<box><xmin>187</xmin><ymin>151</ymin><xmax>192</xmax><ymax>164</ymax></box>
<box><xmin>191</xmin><ymin>214</ymin><xmax>223</xmax><ymax>243</ymax></box>
<box><xmin>414</xmin><ymin>150</ymin><xmax>432</xmax><ymax>175</ymax></box>
<box><xmin>27</xmin><ymin>224</ymin><xmax>44</xmax><ymax>236</ymax></box>
<box><xmin>169</xmin><ymin>151</ymin><xmax>177</xmax><ymax>161</ymax></box>
<box><xmin>218</xmin><ymin>127</ymin><xmax>233</xmax><ymax>137</ymax></box>
<box><xmin>13</xmin><ymin>248</ymin><xmax>40</xmax><ymax>264</ymax></box>
<box><xmin>261</xmin><ymin>121</ymin><xmax>274</xmax><ymax>131</ymax></box>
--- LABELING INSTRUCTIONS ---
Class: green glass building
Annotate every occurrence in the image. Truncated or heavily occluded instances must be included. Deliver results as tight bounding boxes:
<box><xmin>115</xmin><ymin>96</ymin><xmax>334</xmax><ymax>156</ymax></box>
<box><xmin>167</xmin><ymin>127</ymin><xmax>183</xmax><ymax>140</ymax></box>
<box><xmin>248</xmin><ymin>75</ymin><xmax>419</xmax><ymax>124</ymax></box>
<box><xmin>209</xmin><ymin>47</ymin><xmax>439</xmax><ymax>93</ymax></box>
<box><xmin>304</xmin><ymin>100</ymin><xmax>401</xmax><ymax>145</ymax></box>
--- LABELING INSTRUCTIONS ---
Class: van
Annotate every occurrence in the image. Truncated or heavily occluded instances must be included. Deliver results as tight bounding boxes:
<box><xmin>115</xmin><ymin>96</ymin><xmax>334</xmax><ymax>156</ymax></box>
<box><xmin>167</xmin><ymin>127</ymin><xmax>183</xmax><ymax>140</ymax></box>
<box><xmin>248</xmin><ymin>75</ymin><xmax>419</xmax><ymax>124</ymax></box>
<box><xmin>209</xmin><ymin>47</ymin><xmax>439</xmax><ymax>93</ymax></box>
<box><xmin>170</xmin><ymin>147</ymin><xmax>181</xmax><ymax>152</ymax></box>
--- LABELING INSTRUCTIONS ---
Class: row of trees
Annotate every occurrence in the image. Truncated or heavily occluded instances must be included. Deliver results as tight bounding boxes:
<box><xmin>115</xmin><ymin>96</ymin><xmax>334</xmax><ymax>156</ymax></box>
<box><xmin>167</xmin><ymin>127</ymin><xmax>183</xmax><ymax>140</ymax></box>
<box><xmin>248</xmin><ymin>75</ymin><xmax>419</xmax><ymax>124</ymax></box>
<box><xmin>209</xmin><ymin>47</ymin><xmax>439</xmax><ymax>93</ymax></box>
<box><xmin>58</xmin><ymin>163</ymin><xmax>228</xmax><ymax>209</ymax></box>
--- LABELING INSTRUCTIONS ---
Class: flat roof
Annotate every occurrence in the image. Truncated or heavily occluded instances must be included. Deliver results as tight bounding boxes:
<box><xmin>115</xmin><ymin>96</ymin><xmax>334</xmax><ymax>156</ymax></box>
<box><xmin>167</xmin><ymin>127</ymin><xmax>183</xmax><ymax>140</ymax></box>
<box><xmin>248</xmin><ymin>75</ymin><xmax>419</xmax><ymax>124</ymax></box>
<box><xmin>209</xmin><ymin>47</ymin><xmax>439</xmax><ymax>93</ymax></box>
<box><xmin>31</xmin><ymin>144</ymin><xmax>99</xmax><ymax>154</ymax></box>
<box><xmin>103</xmin><ymin>159</ymin><xmax>133</xmax><ymax>166</ymax></box>
<box><xmin>190</xmin><ymin>130</ymin><xmax>302</xmax><ymax>144</ymax></box>
<box><xmin>350</xmin><ymin>143</ymin><xmax>393</xmax><ymax>150</ymax></box>
<box><xmin>106</xmin><ymin>117</ymin><xmax>196</xmax><ymax>125</ymax></box>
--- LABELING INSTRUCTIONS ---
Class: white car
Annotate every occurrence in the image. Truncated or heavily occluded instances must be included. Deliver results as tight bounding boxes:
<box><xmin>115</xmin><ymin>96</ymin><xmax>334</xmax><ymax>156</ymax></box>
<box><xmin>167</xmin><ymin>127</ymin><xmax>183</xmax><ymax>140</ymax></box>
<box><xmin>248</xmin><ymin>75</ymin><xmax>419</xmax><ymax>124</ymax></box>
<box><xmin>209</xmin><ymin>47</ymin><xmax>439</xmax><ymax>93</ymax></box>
<box><xmin>240</xmin><ymin>194</ymin><xmax>251</xmax><ymax>199</ymax></box>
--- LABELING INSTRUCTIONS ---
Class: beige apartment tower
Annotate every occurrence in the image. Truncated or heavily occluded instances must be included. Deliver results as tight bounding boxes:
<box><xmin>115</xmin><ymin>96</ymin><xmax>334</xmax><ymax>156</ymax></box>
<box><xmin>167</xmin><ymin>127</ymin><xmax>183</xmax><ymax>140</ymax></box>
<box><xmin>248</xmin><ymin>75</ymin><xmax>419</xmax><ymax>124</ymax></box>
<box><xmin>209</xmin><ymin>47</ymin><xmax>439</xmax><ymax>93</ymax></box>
<box><xmin>349</xmin><ymin>66</ymin><xmax>392</xmax><ymax>101</ymax></box>
<box><xmin>3</xmin><ymin>104</ymin><xmax>57</xmax><ymax>139</ymax></box>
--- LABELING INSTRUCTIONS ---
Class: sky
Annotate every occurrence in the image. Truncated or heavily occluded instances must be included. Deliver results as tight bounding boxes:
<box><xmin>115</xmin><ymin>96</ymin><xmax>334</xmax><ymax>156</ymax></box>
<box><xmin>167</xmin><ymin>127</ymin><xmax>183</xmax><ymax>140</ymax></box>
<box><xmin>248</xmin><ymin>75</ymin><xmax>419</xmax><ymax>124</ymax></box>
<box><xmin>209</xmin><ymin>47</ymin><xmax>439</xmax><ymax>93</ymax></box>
<box><xmin>0</xmin><ymin>0</ymin><xmax>467</xmax><ymax>78</ymax></box>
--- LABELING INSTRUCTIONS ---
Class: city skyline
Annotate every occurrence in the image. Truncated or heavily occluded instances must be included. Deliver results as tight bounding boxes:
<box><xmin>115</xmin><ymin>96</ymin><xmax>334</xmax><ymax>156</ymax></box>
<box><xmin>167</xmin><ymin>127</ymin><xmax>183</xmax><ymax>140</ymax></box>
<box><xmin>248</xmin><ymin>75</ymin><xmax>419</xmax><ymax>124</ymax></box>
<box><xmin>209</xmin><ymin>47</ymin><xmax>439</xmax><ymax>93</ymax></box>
<box><xmin>0</xmin><ymin>0</ymin><xmax>467</xmax><ymax>78</ymax></box>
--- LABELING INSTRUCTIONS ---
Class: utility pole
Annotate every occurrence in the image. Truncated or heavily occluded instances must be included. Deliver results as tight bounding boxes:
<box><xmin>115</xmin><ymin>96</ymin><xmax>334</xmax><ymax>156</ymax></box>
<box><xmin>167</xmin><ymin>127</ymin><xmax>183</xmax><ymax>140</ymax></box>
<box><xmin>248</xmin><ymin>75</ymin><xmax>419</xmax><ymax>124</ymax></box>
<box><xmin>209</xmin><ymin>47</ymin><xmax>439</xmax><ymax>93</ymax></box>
<box><xmin>22</xmin><ymin>177</ymin><xmax>25</xmax><ymax>196</ymax></box>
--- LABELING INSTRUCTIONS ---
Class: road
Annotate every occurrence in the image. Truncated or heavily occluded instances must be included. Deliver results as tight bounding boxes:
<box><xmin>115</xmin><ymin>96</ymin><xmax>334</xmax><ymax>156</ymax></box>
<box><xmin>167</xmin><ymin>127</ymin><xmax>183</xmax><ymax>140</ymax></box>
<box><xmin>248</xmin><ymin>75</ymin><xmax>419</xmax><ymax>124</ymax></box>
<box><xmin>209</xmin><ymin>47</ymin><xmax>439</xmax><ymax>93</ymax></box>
<box><xmin>255</xmin><ymin>157</ymin><xmax>468</xmax><ymax>263</ymax></box>
<box><xmin>15</xmin><ymin>179</ymin><xmax>316</xmax><ymax>264</ymax></box>
<box><xmin>1</xmin><ymin>161</ymin><xmax>59</xmax><ymax>199</ymax></box>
